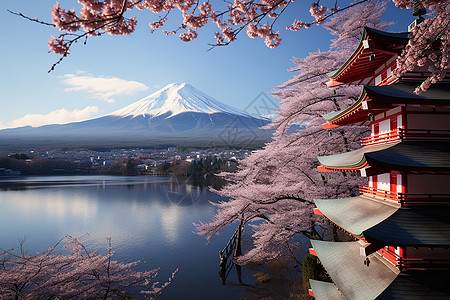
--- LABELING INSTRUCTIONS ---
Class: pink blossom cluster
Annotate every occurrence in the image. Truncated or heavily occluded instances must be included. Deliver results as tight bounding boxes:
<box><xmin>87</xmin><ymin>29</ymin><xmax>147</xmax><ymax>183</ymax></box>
<box><xmin>149</xmin><ymin>17</ymin><xmax>167</xmax><ymax>31</ymax></box>
<box><xmin>394</xmin><ymin>1</ymin><xmax>450</xmax><ymax>93</ymax></box>
<box><xmin>309</xmin><ymin>2</ymin><xmax>328</xmax><ymax>24</ymax></box>
<box><xmin>47</xmin><ymin>0</ymin><xmax>297</xmax><ymax>53</ymax></box>
<box><xmin>45</xmin><ymin>0</ymin><xmax>450</xmax><ymax>90</ymax></box>
<box><xmin>48</xmin><ymin>35</ymin><xmax>70</xmax><ymax>55</ymax></box>
<box><xmin>179</xmin><ymin>28</ymin><xmax>198</xmax><ymax>41</ymax></box>
<box><xmin>286</xmin><ymin>20</ymin><xmax>312</xmax><ymax>31</ymax></box>
<box><xmin>196</xmin><ymin>2</ymin><xmax>388</xmax><ymax>264</ymax></box>
<box><xmin>0</xmin><ymin>235</ymin><xmax>177</xmax><ymax>299</ymax></box>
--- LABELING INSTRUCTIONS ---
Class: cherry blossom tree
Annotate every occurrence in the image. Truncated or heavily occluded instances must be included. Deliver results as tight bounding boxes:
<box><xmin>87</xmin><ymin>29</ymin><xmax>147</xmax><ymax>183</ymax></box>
<box><xmin>0</xmin><ymin>235</ymin><xmax>177</xmax><ymax>299</ymax></box>
<box><xmin>9</xmin><ymin>0</ymin><xmax>449</xmax><ymax>89</ymax></box>
<box><xmin>196</xmin><ymin>1</ymin><xmax>389</xmax><ymax>264</ymax></box>
<box><xmin>393</xmin><ymin>1</ymin><xmax>450</xmax><ymax>93</ymax></box>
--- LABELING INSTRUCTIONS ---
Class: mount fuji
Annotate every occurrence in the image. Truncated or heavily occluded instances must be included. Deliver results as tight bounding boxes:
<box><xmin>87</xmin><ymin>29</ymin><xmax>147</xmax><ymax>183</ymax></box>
<box><xmin>0</xmin><ymin>83</ymin><xmax>272</xmax><ymax>148</ymax></box>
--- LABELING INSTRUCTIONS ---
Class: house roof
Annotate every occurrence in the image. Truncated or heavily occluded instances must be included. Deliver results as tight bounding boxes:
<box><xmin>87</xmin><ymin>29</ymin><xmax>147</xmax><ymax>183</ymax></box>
<box><xmin>317</xmin><ymin>141</ymin><xmax>450</xmax><ymax>175</ymax></box>
<box><xmin>309</xmin><ymin>280</ymin><xmax>344</xmax><ymax>300</ymax></box>
<box><xmin>310</xmin><ymin>240</ymin><xmax>399</xmax><ymax>299</ymax></box>
<box><xmin>322</xmin><ymin>81</ymin><xmax>450</xmax><ymax>128</ymax></box>
<box><xmin>327</xmin><ymin>27</ymin><xmax>409</xmax><ymax>87</ymax></box>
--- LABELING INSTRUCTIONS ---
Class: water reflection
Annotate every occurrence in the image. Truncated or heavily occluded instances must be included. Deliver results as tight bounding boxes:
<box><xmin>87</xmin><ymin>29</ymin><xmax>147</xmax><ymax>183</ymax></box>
<box><xmin>0</xmin><ymin>175</ymin><xmax>243</xmax><ymax>299</ymax></box>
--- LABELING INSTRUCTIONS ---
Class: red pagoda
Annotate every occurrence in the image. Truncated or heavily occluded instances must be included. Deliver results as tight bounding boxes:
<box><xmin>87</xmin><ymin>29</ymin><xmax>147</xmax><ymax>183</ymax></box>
<box><xmin>308</xmin><ymin>26</ymin><xmax>450</xmax><ymax>299</ymax></box>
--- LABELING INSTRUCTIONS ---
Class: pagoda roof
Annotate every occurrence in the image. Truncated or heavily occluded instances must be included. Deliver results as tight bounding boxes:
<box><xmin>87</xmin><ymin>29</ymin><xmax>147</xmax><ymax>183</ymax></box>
<box><xmin>327</xmin><ymin>27</ymin><xmax>409</xmax><ymax>87</ymax></box>
<box><xmin>375</xmin><ymin>271</ymin><xmax>450</xmax><ymax>299</ymax></box>
<box><xmin>317</xmin><ymin>141</ymin><xmax>450</xmax><ymax>175</ymax></box>
<box><xmin>309</xmin><ymin>280</ymin><xmax>344</xmax><ymax>300</ymax></box>
<box><xmin>364</xmin><ymin>207</ymin><xmax>450</xmax><ymax>247</ymax></box>
<box><xmin>311</xmin><ymin>241</ymin><xmax>450</xmax><ymax>299</ymax></box>
<box><xmin>310</xmin><ymin>240</ymin><xmax>399</xmax><ymax>299</ymax></box>
<box><xmin>322</xmin><ymin>81</ymin><xmax>450</xmax><ymax>128</ymax></box>
<box><xmin>314</xmin><ymin>196</ymin><xmax>399</xmax><ymax>236</ymax></box>
<box><xmin>314</xmin><ymin>196</ymin><xmax>450</xmax><ymax>246</ymax></box>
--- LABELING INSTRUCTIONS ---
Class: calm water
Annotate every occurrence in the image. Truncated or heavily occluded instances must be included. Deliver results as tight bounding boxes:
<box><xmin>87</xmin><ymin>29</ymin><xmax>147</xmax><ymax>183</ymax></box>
<box><xmin>0</xmin><ymin>175</ymin><xmax>249</xmax><ymax>299</ymax></box>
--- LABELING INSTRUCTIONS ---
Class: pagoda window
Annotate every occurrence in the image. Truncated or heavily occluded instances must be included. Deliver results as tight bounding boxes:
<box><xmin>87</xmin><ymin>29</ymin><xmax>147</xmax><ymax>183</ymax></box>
<box><xmin>386</xmin><ymin>67</ymin><xmax>392</xmax><ymax>78</ymax></box>
<box><xmin>375</xmin><ymin>74</ymin><xmax>382</xmax><ymax>86</ymax></box>
<box><xmin>397</xmin><ymin>114</ymin><xmax>403</xmax><ymax>128</ymax></box>
<box><xmin>379</xmin><ymin>119</ymin><xmax>390</xmax><ymax>134</ymax></box>
<box><xmin>396</xmin><ymin>174</ymin><xmax>403</xmax><ymax>194</ymax></box>
<box><xmin>377</xmin><ymin>173</ymin><xmax>390</xmax><ymax>191</ymax></box>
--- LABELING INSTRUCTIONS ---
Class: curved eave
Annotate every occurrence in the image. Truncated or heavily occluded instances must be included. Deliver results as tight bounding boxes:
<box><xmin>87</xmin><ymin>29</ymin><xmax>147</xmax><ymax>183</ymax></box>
<box><xmin>310</xmin><ymin>240</ymin><xmax>399</xmax><ymax>299</ymax></box>
<box><xmin>315</xmin><ymin>197</ymin><xmax>450</xmax><ymax>246</ymax></box>
<box><xmin>318</xmin><ymin>143</ymin><xmax>396</xmax><ymax>173</ymax></box>
<box><xmin>365</xmin><ymin>81</ymin><xmax>450</xmax><ymax>103</ymax></box>
<box><xmin>318</xmin><ymin>142</ymin><xmax>450</xmax><ymax>175</ymax></box>
<box><xmin>376</xmin><ymin>271</ymin><xmax>450</xmax><ymax>299</ymax></box>
<box><xmin>322</xmin><ymin>81</ymin><xmax>450</xmax><ymax>129</ymax></box>
<box><xmin>309</xmin><ymin>280</ymin><xmax>344</xmax><ymax>300</ymax></box>
<box><xmin>314</xmin><ymin>196</ymin><xmax>399</xmax><ymax>237</ymax></box>
<box><xmin>364</xmin><ymin>207</ymin><xmax>450</xmax><ymax>247</ymax></box>
<box><xmin>327</xmin><ymin>27</ymin><xmax>409</xmax><ymax>86</ymax></box>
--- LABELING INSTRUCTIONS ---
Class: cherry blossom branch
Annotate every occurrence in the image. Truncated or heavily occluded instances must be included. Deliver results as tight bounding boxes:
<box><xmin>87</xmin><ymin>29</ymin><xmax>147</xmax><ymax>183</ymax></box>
<box><xmin>7</xmin><ymin>10</ymin><xmax>55</xmax><ymax>27</ymax></box>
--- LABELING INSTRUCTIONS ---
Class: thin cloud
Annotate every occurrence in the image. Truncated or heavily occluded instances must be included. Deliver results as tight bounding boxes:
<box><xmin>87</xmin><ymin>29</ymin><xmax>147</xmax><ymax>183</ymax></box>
<box><xmin>62</xmin><ymin>74</ymin><xmax>148</xmax><ymax>103</ymax></box>
<box><xmin>1</xmin><ymin>106</ymin><xmax>99</xmax><ymax>129</ymax></box>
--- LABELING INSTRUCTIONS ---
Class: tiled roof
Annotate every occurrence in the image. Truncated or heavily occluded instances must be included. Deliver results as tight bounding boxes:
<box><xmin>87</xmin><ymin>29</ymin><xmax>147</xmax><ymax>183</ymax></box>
<box><xmin>314</xmin><ymin>196</ymin><xmax>399</xmax><ymax>236</ymax></box>
<box><xmin>365</xmin><ymin>207</ymin><xmax>450</xmax><ymax>246</ymax></box>
<box><xmin>327</xmin><ymin>27</ymin><xmax>409</xmax><ymax>84</ymax></box>
<box><xmin>310</xmin><ymin>240</ymin><xmax>399</xmax><ymax>300</ymax></box>
<box><xmin>315</xmin><ymin>196</ymin><xmax>450</xmax><ymax>246</ymax></box>
<box><xmin>376</xmin><ymin>271</ymin><xmax>450</xmax><ymax>299</ymax></box>
<box><xmin>309</xmin><ymin>280</ymin><xmax>344</xmax><ymax>300</ymax></box>
<box><xmin>322</xmin><ymin>82</ymin><xmax>450</xmax><ymax>127</ymax></box>
<box><xmin>318</xmin><ymin>142</ymin><xmax>450</xmax><ymax>173</ymax></box>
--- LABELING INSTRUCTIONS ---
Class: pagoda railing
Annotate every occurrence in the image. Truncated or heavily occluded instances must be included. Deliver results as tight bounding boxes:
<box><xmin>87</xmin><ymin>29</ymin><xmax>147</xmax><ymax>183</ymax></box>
<box><xmin>398</xmin><ymin>193</ymin><xmax>450</xmax><ymax>206</ymax></box>
<box><xmin>360</xmin><ymin>185</ymin><xmax>450</xmax><ymax>205</ymax></box>
<box><xmin>398</xmin><ymin>257</ymin><xmax>450</xmax><ymax>270</ymax></box>
<box><xmin>377</xmin><ymin>248</ymin><xmax>450</xmax><ymax>270</ymax></box>
<box><xmin>361</xmin><ymin>128</ymin><xmax>450</xmax><ymax>146</ymax></box>
<box><xmin>377</xmin><ymin>247</ymin><xmax>400</xmax><ymax>266</ymax></box>
<box><xmin>359</xmin><ymin>185</ymin><xmax>398</xmax><ymax>201</ymax></box>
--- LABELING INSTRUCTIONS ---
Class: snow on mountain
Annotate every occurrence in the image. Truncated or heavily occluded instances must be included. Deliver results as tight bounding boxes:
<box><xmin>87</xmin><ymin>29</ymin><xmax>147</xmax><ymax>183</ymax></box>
<box><xmin>0</xmin><ymin>83</ymin><xmax>273</xmax><ymax>148</ymax></box>
<box><xmin>109</xmin><ymin>83</ymin><xmax>260</xmax><ymax>119</ymax></box>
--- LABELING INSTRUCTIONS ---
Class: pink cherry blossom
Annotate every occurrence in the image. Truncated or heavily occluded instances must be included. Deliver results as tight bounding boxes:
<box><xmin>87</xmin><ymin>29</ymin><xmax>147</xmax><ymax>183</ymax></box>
<box><xmin>0</xmin><ymin>235</ymin><xmax>177</xmax><ymax>299</ymax></box>
<box><xmin>196</xmin><ymin>1</ymin><xmax>390</xmax><ymax>264</ymax></box>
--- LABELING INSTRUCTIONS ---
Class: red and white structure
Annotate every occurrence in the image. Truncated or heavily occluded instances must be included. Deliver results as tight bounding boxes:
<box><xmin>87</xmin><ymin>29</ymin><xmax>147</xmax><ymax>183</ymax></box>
<box><xmin>308</xmin><ymin>27</ymin><xmax>450</xmax><ymax>300</ymax></box>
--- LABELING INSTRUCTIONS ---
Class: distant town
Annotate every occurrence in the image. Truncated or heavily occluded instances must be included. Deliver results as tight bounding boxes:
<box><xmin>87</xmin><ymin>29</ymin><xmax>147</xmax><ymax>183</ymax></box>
<box><xmin>0</xmin><ymin>147</ymin><xmax>254</xmax><ymax>178</ymax></box>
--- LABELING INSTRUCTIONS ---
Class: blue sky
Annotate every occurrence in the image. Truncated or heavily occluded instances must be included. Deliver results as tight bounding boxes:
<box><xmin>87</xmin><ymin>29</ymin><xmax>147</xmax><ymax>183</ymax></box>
<box><xmin>0</xmin><ymin>1</ymin><xmax>414</xmax><ymax>129</ymax></box>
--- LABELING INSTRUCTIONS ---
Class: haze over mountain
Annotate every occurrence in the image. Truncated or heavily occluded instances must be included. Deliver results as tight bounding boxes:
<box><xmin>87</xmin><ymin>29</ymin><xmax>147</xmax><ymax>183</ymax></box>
<box><xmin>0</xmin><ymin>83</ymin><xmax>272</xmax><ymax>149</ymax></box>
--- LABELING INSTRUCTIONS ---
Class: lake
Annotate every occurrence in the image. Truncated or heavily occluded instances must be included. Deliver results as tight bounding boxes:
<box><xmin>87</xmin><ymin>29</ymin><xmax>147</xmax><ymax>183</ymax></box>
<box><xmin>0</xmin><ymin>175</ymin><xmax>251</xmax><ymax>299</ymax></box>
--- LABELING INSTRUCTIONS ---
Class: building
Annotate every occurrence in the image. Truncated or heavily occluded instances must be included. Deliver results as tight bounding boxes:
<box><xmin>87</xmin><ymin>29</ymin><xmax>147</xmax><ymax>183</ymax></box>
<box><xmin>308</xmin><ymin>27</ymin><xmax>450</xmax><ymax>299</ymax></box>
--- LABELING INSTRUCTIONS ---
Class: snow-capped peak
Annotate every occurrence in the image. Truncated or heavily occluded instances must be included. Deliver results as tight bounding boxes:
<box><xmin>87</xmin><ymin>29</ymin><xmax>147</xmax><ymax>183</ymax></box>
<box><xmin>109</xmin><ymin>83</ymin><xmax>257</xmax><ymax>119</ymax></box>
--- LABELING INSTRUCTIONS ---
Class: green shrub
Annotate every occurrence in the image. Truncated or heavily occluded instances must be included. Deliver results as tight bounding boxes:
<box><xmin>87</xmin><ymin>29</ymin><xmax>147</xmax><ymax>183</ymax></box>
<box><xmin>302</xmin><ymin>254</ymin><xmax>323</xmax><ymax>289</ymax></box>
